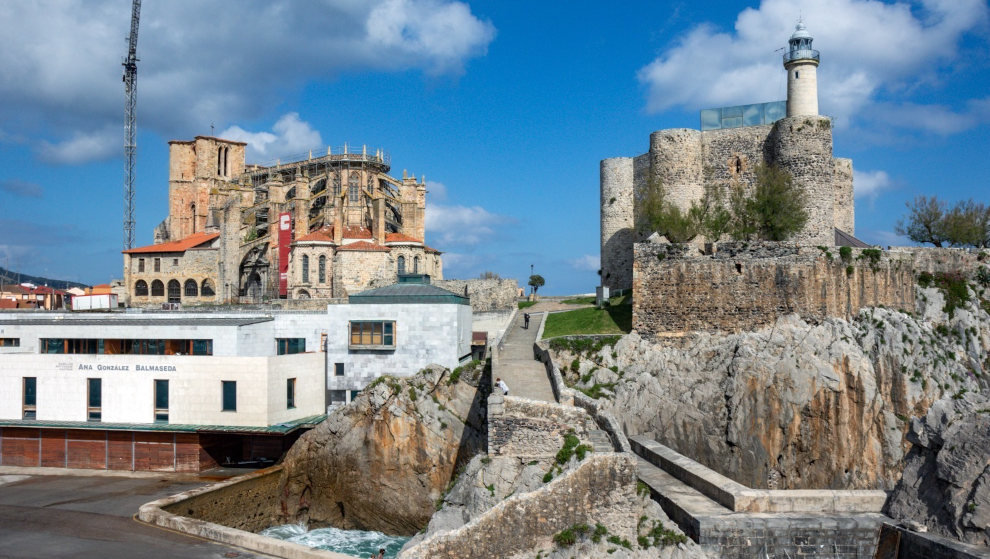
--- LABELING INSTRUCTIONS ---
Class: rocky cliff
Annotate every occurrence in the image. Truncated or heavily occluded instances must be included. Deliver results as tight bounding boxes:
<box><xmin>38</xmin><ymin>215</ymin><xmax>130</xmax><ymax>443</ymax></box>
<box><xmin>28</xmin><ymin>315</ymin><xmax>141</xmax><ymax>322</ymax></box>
<box><xmin>885</xmin><ymin>392</ymin><xmax>990</xmax><ymax>546</ymax></box>
<box><xmin>552</xmin><ymin>284</ymin><xmax>989</xmax><ymax>490</ymax></box>
<box><xmin>276</xmin><ymin>362</ymin><xmax>488</xmax><ymax>536</ymax></box>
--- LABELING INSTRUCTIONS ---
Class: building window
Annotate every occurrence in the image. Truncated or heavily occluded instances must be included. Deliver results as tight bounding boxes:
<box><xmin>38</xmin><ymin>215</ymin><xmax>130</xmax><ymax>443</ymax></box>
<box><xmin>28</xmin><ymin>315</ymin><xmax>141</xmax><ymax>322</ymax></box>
<box><xmin>151</xmin><ymin>280</ymin><xmax>164</xmax><ymax>297</ymax></box>
<box><xmin>335</xmin><ymin>362</ymin><xmax>345</xmax><ymax>377</ymax></box>
<box><xmin>277</xmin><ymin>338</ymin><xmax>306</xmax><ymax>355</ymax></box>
<box><xmin>201</xmin><ymin>279</ymin><xmax>216</xmax><ymax>296</ymax></box>
<box><xmin>134</xmin><ymin>280</ymin><xmax>149</xmax><ymax>297</ymax></box>
<box><xmin>397</xmin><ymin>255</ymin><xmax>405</xmax><ymax>275</ymax></box>
<box><xmin>795</xmin><ymin>71</ymin><xmax>800</xmax><ymax>79</ymax></box>
<box><xmin>329</xmin><ymin>390</ymin><xmax>347</xmax><ymax>404</ymax></box>
<box><xmin>184</xmin><ymin>279</ymin><xmax>198</xmax><ymax>297</ymax></box>
<box><xmin>138</xmin><ymin>258</ymin><xmax>145</xmax><ymax>272</ymax></box>
<box><xmin>222</xmin><ymin>380</ymin><xmax>237</xmax><ymax>411</ymax></box>
<box><xmin>154</xmin><ymin>379</ymin><xmax>169</xmax><ymax>423</ymax></box>
<box><xmin>413</xmin><ymin>256</ymin><xmax>420</xmax><ymax>274</ymax></box>
<box><xmin>348</xmin><ymin>171</ymin><xmax>360</xmax><ymax>202</ymax></box>
<box><xmin>173</xmin><ymin>258</ymin><xmax>179</xmax><ymax>266</ymax></box>
<box><xmin>0</xmin><ymin>338</ymin><xmax>20</xmax><ymax>347</ymax></box>
<box><xmin>87</xmin><ymin>378</ymin><xmax>102</xmax><ymax>422</ymax></box>
<box><xmin>349</xmin><ymin>321</ymin><xmax>395</xmax><ymax>349</ymax></box>
<box><xmin>167</xmin><ymin>280</ymin><xmax>181</xmax><ymax>303</ymax></box>
<box><xmin>302</xmin><ymin>255</ymin><xmax>309</xmax><ymax>283</ymax></box>
<box><xmin>40</xmin><ymin>338</ymin><xmax>211</xmax><ymax>355</ymax></box>
<box><xmin>23</xmin><ymin>377</ymin><xmax>36</xmax><ymax>420</ymax></box>
<box><xmin>287</xmin><ymin>378</ymin><xmax>296</xmax><ymax>409</ymax></box>
<box><xmin>154</xmin><ymin>258</ymin><xmax>161</xmax><ymax>272</ymax></box>
<box><xmin>318</xmin><ymin>255</ymin><xmax>326</xmax><ymax>283</ymax></box>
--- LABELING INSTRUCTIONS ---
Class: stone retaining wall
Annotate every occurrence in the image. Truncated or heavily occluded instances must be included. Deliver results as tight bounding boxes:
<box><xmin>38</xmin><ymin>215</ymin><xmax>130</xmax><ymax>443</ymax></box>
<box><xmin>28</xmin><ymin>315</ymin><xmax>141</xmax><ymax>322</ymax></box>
<box><xmin>434</xmin><ymin>278</ymin><xmax>518</xmax><ymax>312</ymax></box>
<box><xmin>874</xmin><ymin>523</ymin><xmax>990</xmax><ymax>559</ymax></box>
<box><xmin>400</xmin><ymin>454</ymin><xmax>639</xmax><ymax>559</ymax></box>
<box><xmin>633</xmin><ymin>243</ymin><xmax>916</xmax><ymax>336</ymax></box>
<box><xmin>487</xmin><ymin>394</ymin><xmax>590</xmax><ymax>457</ymax></box>
<box><xmin>138</xmin><ymin>466</ymin><xmax>352</xmax><ymax>559</ymax></box>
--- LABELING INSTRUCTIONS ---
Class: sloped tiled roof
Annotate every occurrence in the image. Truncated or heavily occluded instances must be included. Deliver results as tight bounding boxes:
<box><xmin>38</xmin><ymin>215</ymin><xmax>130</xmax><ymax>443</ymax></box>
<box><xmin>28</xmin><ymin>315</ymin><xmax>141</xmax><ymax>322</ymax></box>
<box><xmin>123</xmin><ymin>232</ymin><xmax>219</xmax><ymax>254</ymax></box>
<box><xmin>385</xmin><ymin>233</ymin><xmax>423</xmax><ymax>244</ymax></box>
<box><xmin>336</xmin><ymin>241</ymin><xmax>390</xmax><ymax>252</ymax></box>
<box><xmin>296</xmin><ymin>226</ymin><xmax>335</xmax><ymax>243</ymax></box>
<box><xmin>343</xmin><ymin>226</ymin><xmax>372</xmax><ymax>239</ymax></box>
<box><xmin>424</xmin><ymin>245</ymin><xmax>442</xmax><ymax>254</ymax></box>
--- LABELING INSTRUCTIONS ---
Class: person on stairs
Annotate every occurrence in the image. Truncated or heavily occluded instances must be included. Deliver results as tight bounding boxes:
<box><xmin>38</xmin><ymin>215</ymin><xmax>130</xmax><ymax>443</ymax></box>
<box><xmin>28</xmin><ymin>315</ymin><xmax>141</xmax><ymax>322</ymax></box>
<box><xmin>496</xmin><ymin>377</ymin><xmax>509</xmax><ymax>395</ymax></box>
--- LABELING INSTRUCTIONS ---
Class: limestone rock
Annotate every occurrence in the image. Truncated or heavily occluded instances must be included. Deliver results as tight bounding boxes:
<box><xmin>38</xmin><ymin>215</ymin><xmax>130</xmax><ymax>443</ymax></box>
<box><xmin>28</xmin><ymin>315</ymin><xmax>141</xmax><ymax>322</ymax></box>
<box><xmin>276</xmin><ymin>362</ymin><xmax>488</xmax><ymax>536</ymax></box>
<box><xmin>884</xmin><ymin>392</ymin><xmax>990</xmax><ymax>546</ymax></box>
<box><xmin>552</xmin><ymin>286</ymin><xmax>989</xmax><ymax>490</ymax></box>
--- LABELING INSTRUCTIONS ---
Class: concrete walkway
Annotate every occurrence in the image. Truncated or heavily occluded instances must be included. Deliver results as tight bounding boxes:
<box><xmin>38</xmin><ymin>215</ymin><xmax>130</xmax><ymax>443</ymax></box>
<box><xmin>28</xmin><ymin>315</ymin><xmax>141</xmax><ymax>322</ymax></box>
<box><xmin>494</xmin><ymin>311</ymin><xmax>556</xmax><ymax>402</ymax></box>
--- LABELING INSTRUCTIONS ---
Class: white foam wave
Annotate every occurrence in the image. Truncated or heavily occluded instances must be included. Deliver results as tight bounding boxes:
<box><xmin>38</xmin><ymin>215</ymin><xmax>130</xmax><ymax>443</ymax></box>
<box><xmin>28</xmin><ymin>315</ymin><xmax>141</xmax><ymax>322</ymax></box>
<box><xmin>260</xmin><ymin>524</ymin><xmax>409</xmax><ymax>558</ymax></box>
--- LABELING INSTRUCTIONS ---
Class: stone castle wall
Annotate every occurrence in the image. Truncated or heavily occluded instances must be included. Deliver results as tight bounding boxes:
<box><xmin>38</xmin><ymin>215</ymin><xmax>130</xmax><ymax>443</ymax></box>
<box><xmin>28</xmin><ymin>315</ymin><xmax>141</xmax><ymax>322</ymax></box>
<box><xmin>434</xmin><ymin>278</ymin><xmax>518</xmax><ymax>312</ymax></box>
<box><xmin>601</xmin><ymin>116</ymin><xmax>853</xmax><ymax>289</ymax></box>
<box><xmin>487</xmin><ymin>395</ymin><xmax>592</xmax><ymax>458</ymax></box>
<box><xmin>632</xmin><ymin>243</ymin><xmax>916</xmax><ymax>336</ymax></box>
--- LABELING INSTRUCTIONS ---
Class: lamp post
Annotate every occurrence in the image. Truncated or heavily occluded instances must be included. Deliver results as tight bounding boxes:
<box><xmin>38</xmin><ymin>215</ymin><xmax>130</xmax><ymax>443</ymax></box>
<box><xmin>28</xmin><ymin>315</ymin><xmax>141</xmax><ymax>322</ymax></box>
<box><xmin>529</xmin><ymin>264</ymin><xmax>534</xmax><ymax>296</ymax></box>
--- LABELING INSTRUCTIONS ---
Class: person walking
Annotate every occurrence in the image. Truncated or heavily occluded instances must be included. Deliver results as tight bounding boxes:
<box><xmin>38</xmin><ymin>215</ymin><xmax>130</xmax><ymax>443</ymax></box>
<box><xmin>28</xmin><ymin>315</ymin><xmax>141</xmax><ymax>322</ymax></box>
<box><xmin>495</xmin><ymin>377</ymin><xmax>509</xmax><ymax>395</ymax></box>
<box><xmin>523</xmin><ymin>312</ymin><xmax>530</xmax><ymax>329</ymax></box>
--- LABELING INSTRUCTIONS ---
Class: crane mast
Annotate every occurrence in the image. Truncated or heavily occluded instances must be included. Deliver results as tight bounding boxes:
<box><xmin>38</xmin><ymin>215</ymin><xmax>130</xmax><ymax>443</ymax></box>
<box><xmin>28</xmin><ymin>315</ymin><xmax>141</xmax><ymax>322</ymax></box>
<box><xmin>122</xmin><ymin>0</ymin><xmax>141</xmax><ymax>250</ymax></box>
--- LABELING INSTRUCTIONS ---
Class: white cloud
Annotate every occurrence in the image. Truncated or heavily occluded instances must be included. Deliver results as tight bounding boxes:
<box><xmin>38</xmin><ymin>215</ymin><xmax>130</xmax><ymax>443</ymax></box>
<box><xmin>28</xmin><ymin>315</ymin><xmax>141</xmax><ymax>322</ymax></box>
<box><xmin>569</xmin><ymin>254</ymin><xmax>600</xmax><ymax>272</ymax></box>
<box><xmin>426</xmin><ymin>180</ymin><xmax>448</xmax><ymax>201</ymax></box>
<box><xmin>221</xmin><ymin>113</ymin><xmax>323</xmax><ymax>162</ymax></box>
<box><xmin>638</xmin><ymin>0</ymin><xmax>988</xmax><ymax>131</ymax></box>
<box><xmin>425</xmin><ymin>204</ymin><xmax>513</xmax><ymax>246</ymax></box>
<box><xmin>0</xmin><ymin>0</ymin><xmax>495</xmax><ymax>164</ymax></box>
<box><xmin>853</xmin><ymin>169</ymin><xmax>894</xmax><ymax>200</ymax></box>
<box><xmin>38</xmin><ymin>126</ymin><xmax>118</xmax><ymax>165</ymax></box>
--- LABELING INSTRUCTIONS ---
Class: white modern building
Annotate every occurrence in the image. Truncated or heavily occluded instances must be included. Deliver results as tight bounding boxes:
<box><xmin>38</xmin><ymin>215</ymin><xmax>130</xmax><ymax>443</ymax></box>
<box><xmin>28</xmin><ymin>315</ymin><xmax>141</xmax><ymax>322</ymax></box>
<box><xmin>0</xmin><ymin>277</ymin><xmax>472</xmax><ymax>472</ymax></box>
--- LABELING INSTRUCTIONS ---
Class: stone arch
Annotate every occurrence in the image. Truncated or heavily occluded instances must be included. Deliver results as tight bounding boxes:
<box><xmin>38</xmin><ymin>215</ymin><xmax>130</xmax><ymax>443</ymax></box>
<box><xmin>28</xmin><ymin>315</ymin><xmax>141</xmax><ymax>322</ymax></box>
<box><xmin>239</xmin><ymin>245</ymin><xmax>270</xmax><ymax>300</ymax></box>
<box><xmin>134</xmin><ymin>280</ymin><xmax>148</xmax><ymax>297</ymax></box>
<box><xmin>201</xmin><ymin>278</ymin><xmax>216</xmax><ymax>297</ymax></box>
<box><xmin>151</xmin><ymin>280</ymin><xmax>164</xmax><ymax>297</ymax></box>
<box><xmin>184</xmin><ymin>279</ymin><xmax>198</xmax><ymax>297</ymax></box>
<box><xmin>295</xmin><ymin>289</ymin><xmax>311</xmax><ymax>299</ymax></box>
<box><xmin>167</xmin><ymin>280</ymin><xmax>181</xmax><ymax>303</ymax></box>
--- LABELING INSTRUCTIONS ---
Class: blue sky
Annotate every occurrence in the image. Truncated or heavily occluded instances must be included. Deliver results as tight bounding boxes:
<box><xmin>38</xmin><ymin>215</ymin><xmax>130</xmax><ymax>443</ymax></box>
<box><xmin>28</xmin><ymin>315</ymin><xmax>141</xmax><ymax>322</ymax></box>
<box><xmin>1</xmin><ymin>0</ymin><xmax>988</xmax><ymax>294</ymax></box>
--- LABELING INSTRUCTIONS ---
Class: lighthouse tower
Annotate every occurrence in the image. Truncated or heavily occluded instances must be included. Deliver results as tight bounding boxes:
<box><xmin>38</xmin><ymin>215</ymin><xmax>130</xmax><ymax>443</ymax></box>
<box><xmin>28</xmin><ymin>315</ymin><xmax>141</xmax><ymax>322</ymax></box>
<box><xmin>783</xmin><ymin>21</ymin><xmax>820</xmax><ymax>117</ymax></box>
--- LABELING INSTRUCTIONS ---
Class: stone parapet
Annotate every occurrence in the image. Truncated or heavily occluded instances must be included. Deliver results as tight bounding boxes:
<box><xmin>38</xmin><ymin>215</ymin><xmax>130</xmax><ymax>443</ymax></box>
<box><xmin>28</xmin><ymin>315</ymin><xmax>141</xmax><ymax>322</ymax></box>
<box><xmin>633</xmin><ymin>242</ymin><xmax>916</xmax><ymax>336</ymax></box>
<box><xmin>434</xmin><ymin>278</ymin><xmax>519</xmax><ymax>312</ymax></box>
<box><xmin>487</xmin><ymin>395</ymin><xmax>591</xmax><ymax>458</ymax></box>
<box><xmin>874</xmin><ymin>523</ymin><xmax>990</xmax><ymax>559</ymax></box>
<box><xmin>631</xmin><ymin>436</ymin><xmax>887</xmax><ymax>514</ymax></box>
<box><xmin>400</xmin><ymin>454</ymin><xmax>639</xmax><ymax>559</ymax></box>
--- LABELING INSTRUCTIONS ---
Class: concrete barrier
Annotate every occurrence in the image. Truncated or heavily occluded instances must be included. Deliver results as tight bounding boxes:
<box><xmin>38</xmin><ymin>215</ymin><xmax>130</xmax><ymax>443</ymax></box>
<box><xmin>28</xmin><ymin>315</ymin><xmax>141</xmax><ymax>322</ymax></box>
<box><xmin>631</xmin><ymin>436</ymin><xmax>887</xmax><ymax>513</ymax></box>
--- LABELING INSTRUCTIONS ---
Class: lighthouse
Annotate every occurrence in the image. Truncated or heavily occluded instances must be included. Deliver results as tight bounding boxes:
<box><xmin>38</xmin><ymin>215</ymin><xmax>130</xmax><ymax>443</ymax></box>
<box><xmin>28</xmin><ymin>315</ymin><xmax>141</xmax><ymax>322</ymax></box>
<box><xmin>783</xmin><ymin>21</ymin><xmax>820</xmax><ymax>117</ymax></box>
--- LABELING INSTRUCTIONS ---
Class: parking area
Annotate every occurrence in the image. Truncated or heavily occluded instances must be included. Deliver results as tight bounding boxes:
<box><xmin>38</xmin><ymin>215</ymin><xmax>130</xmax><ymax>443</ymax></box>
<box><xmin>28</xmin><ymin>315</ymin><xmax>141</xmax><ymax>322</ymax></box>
<box><xmin>0</xmin><ymin>470</ymin><xmax>274</xmax><ymax>559</ymax></box>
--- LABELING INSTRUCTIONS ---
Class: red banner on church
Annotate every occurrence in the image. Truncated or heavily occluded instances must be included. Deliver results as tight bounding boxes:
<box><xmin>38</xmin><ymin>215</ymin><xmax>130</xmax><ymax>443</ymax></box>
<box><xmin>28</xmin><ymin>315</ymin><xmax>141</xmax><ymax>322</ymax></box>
<box><xmin>278</xmin><ymin>212</ymin><xmax>292</xmax><ymax>297</ymax></box>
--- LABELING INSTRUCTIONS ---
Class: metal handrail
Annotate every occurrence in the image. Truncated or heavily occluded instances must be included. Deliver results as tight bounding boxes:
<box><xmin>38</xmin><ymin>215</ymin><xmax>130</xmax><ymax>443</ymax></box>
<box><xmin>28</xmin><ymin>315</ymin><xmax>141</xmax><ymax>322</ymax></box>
<box><xmin>783</xmin><ymin>49</ymin><xmax>819</xmax><ymax>64</ymax></box>
<box><xmin>250</xmin><ymin>145</ymin><xmax>391</xmax><ymax>170</ymax></box>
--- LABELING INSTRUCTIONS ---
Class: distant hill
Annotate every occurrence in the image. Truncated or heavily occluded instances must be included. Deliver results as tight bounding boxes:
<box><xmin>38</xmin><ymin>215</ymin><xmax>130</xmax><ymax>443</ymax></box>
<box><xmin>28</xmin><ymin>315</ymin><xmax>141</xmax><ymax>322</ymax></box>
<box><xmin>0</xmin><ymin>266</ymin><xmax>89</xmax><ymax>290</ymax></box>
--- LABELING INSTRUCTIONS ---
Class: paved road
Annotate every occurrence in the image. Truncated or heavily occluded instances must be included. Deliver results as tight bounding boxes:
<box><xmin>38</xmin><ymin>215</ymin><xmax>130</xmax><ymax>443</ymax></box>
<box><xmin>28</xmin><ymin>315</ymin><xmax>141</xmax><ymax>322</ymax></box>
<box><xmin>494</xmin><ymin>311</ymin><xmax>556</xmax><ymax>402</ymax></box>
<box><xmin>0</xmin><ymin>472</ymin><xmax>274</xmax><ymax>559</ymax></box>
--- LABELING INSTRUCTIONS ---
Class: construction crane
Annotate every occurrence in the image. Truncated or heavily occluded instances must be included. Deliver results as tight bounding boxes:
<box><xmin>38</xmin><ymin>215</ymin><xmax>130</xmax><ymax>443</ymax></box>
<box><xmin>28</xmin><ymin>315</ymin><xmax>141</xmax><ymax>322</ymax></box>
<box><xmin>122</xmin><ymin>0</ymin><xmax>141</xmax><ymax>250</ymax></box>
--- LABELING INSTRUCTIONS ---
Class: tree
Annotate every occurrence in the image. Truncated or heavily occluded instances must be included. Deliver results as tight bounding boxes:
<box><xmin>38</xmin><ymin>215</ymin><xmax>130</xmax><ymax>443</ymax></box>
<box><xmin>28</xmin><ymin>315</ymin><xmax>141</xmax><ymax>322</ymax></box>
<box><xmin>696</xmin><ymin>183</ymin><xmax>733</xmax><ymax>243</ymax></box>
<box><xmin>731</xmin><ymin>164</ymin><xmax>807</xmax><ymax>241</ymax></box>
<box><xmin>528</xmin><ymin>274</ymin><xmax>545</xmax><ymax>295</ymax></box>
<box><xmin>635</xmin><ymin>178</ymin><xmax>699</xmax><ymax>243</ymax></box>
<box><xmin>895</xmin><ymin>196</ymin><xmax>948</xmax><ymax>247</ymax></box>
<box><xmin>478</xmin><ymin>271</ymin><xmax>501</xmax><ymax>280</ymax></box>
<box><xmin>896</xmin><ymin>196</ymin><xmax>990</xmax><ymax>248</ymax></box>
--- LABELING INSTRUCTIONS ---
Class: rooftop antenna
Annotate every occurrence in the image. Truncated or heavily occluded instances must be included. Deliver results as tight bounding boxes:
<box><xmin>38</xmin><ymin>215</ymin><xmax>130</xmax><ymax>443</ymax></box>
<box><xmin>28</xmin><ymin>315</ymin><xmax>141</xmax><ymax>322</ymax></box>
<box><xmin>122</xmin><ymin>0</ymin><xmax>141</xmax><ymax>250</ymax></box>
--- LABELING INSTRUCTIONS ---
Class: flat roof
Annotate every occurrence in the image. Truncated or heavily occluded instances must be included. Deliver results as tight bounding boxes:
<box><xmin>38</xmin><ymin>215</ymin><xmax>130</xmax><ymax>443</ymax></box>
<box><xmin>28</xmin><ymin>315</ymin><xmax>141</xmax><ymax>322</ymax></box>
<box><xmin>0</xmin><ymin>316</ymin><xmax>274</xmax><ymax>327</ymax></box>
<box><xmin>0</xmin><ymin>414</ymin><xmax>326</xmax><ymax>434</ymax></box>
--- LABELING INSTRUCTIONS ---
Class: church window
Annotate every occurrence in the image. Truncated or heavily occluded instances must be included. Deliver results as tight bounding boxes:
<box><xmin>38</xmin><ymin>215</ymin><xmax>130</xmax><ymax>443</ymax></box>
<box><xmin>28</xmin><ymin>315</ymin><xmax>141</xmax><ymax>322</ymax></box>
<box><xmin>184</xmin><ymin>279</ymin><xmax>198</xmax><ymax>297</ymax></box>
<box><xmin>151</xmin><ymin>280</ymin><xmax>164</xmax><ymax>297</ymax></box>
<box><xmin>318</xmin><ymin>255</ymin><xmax>326</xmax><ymax>283</ymax></box>
<box><xmin>348</xmin><ymin>172</ymin><xmax>360</xmax><ymax>202</ymax></box>
<box><xmin>413</xmin><ymin>256</ymin><xmax>420</xmax><ymax>274</ymax></box>
<box><xmin>397</xmin><ymin>255</ymin><xmax>405</xmax><ymax>275</ymax></box>
<box><xmin>167</xmin><ymin>280</ymin><xmax>181</xmax><ymax>303</ymax></box>
<box><xmin>154</xmin><ymin>258</ymin><xmax>161</xmax><ymax>272</ymax></box>
<box><xmin>191</xmin><ymin>203</ymin><xmax>197</xmax><ymax>233</ymax></box>
<box><xmin>134</xmin><ymin>280</ymin><xmax>148</xmax><ymax>297</ymax></box>
<box><xmin>201</xmin><ymin>279</ymin><xmax>216</xmax><ymax>296</ymax></box>
<box><xmin>138</xmin><ymin>258</ymin><xmax>145</xmax><ymax>272</ymax></box>
<box><xmin>302</xmin><ymin>254</ymin><xmax>310</xmax><ymax>283</ymax></box>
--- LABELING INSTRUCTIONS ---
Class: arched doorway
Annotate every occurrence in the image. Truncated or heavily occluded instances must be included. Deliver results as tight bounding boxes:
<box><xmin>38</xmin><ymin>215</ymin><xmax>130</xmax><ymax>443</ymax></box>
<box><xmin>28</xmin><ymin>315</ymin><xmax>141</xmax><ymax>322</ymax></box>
<box><xmin>239</xmin><ymin>245</ymin><xmax>270</xmax><ymax>302</ymax></box>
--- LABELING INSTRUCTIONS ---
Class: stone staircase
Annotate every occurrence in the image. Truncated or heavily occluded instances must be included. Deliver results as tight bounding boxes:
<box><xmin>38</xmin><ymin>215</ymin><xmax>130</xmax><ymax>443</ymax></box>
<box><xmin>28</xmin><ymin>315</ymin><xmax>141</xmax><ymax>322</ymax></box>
<box><xmin>587</xmin><ymin>429</ymin><xmax>613</xmax><ymax>453</ymax></box>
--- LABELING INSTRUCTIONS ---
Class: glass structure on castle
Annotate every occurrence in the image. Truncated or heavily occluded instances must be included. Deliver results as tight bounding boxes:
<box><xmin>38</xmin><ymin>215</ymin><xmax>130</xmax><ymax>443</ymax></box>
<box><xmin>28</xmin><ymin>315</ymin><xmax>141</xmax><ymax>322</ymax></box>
<box><xmin>700</xmin><ymin>100</ymin><xmax>787</xmax><ymax>131</ymax></box>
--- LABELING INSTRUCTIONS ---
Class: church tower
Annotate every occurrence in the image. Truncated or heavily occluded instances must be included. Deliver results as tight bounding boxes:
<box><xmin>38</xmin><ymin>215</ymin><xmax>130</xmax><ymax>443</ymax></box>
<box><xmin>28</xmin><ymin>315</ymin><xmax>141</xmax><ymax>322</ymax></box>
<box><xmin>783</xmin><ymin>21</ymin><xmax>820</xmax><ymax>117</ymax></box>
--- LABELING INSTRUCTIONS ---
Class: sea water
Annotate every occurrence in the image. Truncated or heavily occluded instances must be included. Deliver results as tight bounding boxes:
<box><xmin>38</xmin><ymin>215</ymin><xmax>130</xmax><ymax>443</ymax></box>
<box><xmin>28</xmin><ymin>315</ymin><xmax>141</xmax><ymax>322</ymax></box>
<box><xmin>260</xmin><ymin>524</ymin><xmax>410</xmax><ymax>558</ymax></box>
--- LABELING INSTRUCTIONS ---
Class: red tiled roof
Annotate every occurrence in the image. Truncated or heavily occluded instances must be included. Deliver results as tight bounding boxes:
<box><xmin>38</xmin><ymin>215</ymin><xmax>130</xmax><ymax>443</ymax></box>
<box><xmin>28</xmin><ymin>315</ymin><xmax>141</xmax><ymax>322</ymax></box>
<box><xmin>1</xmin><ymin>285</ymin><xmax>31</xmax><ymax>295</ymax></box>
<box><xmin>424</xmin><ymin>245</ymin><xmax>442</xmax><ymax>254</ymax></box>
<box><xmin>336</xmin><ymin>241</ymin><xmax>391</xmax><ymax>252</ymax></box>
<box><xmin>296</xmin><ymin>226</ymin><xmax>335</xmax><ymax>243</ymax></box>
<box><xmin>343</xmin><ymin>226</ymin><xmax>372</xmax><ymax>239</ymax></box>
<box><xmin>385</xmin><ymin>233</ymin><xmax>423</xmax><ymax>244</ymax></box>
<box><xmin>123</xmin><ymin>232</ymin><xmax>219</xmax><ymax>254</ymax></box>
